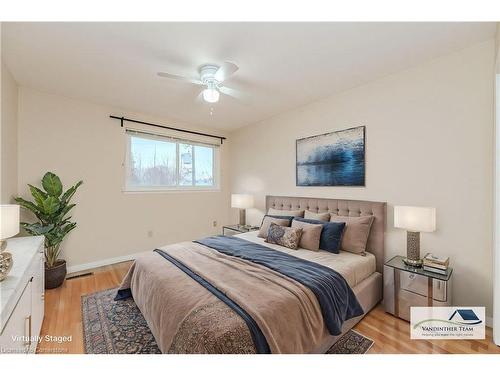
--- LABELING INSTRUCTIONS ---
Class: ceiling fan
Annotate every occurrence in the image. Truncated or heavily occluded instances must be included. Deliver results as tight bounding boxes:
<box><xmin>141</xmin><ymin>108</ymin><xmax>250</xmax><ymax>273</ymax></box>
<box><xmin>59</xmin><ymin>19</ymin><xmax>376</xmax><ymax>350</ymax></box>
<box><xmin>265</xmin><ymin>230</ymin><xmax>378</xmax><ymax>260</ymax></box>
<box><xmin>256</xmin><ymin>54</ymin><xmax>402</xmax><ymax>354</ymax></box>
<box><xmin>157</xmin><ymin>62</ymin><xmax>239</xmax><ymax>104</ymax></box>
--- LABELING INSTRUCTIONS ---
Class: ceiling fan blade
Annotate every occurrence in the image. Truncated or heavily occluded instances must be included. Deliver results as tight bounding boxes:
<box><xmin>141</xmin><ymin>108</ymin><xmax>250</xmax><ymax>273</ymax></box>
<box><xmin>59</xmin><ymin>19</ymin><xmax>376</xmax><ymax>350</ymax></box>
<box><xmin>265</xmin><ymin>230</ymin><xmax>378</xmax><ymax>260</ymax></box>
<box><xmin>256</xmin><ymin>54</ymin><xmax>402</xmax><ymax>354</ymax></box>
<box><xmin>157</xmin><ymin>72</ymin><xmax>203</xmax><ymax>85</ymax></box>
<box><xmin>195</xmin><ymin>90</ymin><xmax>205</xmax><ymax>104</ymax></box>
<box><xmin>219</xmin><ymin>86</ymin><xmax>247</xmax><ymax>101</ymax></box>
<box><xmin>214</xmin><ymin>62</ymin><xmax>239</xmax><ymax>82</ymax></box>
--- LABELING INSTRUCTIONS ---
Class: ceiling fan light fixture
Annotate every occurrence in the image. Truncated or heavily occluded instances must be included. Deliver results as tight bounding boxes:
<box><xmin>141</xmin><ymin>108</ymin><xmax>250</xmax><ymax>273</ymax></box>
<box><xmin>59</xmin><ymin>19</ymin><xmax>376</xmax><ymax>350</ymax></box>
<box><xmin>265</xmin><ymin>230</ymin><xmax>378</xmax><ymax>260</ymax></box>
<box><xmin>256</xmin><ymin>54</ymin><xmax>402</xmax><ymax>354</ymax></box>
<box><xmin>158</xmin><ymin>61</ymin><xmax>239</xmax><ymax>105</ymax></box>
<box><xmin>202</xmin><ymin>87</ymin><xmax>220</xmax><ymax>103</ymax></box>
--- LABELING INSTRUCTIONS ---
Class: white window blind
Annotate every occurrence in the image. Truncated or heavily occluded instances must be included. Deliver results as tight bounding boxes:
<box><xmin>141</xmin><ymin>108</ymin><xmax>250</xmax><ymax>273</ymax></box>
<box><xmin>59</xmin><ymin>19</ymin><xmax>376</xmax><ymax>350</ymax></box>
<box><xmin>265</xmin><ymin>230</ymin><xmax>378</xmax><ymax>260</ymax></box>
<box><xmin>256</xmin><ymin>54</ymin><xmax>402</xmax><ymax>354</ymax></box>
<box><xmin>124</xmin><ymin>129</ymin><xmax>220</xmax><ymax>191</ymax></box>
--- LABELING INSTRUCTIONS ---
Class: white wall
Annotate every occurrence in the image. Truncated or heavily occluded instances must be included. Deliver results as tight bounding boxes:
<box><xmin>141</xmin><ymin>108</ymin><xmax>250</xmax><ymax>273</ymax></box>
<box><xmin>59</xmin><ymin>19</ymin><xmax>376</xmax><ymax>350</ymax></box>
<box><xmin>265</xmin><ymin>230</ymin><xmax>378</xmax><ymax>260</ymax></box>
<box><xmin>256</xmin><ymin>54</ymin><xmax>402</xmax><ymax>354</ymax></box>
<box><xmin>229</xmin><ymin>40</ymin><xmax>495</xmax><ymax>314</ymax></box>
<box><xmin>0</xmin><ymin>60</ymin><xmax>18</xmax><ymax>204</ymax></box>
<box><xmin>17</xmin><ymin>88</ymin><xmax>230</xmax><ymax>269</ymax></box>
<box><xmin>493</xmin><ymin>23</ymin><xmax>500</xmax><ymax>345</ymax></box>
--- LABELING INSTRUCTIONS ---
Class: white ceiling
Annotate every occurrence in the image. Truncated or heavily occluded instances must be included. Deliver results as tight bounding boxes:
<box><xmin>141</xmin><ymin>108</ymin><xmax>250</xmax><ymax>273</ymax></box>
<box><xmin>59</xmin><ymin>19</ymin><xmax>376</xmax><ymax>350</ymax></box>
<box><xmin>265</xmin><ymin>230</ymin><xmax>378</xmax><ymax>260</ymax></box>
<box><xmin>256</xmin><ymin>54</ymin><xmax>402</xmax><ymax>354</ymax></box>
<box><xmin>2</xmin><ymin>22</ymin><xmax>496</xmax><ymax>130</ymax></box>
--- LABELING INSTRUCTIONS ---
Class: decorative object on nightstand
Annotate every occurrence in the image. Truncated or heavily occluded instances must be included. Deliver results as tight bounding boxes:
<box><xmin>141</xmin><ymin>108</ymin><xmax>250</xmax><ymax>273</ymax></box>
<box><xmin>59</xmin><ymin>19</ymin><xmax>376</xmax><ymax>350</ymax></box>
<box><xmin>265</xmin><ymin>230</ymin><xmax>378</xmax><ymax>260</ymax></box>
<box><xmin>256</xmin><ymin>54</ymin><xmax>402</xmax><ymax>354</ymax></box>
<box><xmin>231</xmin><ymin>194</ymin><xmax>254</xmax><ymax>227</ymax></box>
<box><xmin>394</xmin><ymin>205</ymin><xmax>436</xmax><ymax>267</ymax></box>
<box><xmin>222</xmin><ymin>224</ymin><xmax>259</xmax><ymax>236</ymax></box>
<box><xmin>384</xmin><ymin>255</ymin><xmax>453</xmax><ymax>321</ymax></box>
<box><xmin>422</xmin><ymin>253</ymin><xmax>450</xmax><ymax>275</ymax></box>
<box><xmin>0</xmin><ymin>205</ymin><xmax>20</xmax><ymax>282</ymax></box>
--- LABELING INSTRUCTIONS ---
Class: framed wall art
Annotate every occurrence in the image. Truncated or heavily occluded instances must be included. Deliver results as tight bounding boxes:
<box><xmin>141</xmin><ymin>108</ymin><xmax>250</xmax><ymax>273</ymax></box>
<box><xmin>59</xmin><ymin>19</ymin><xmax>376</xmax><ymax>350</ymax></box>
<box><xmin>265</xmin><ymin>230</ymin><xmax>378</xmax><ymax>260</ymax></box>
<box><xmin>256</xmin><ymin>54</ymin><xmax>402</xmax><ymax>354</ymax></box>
<box><xmin>296</xmin><ymin>126</ymin><xmax>365</xmax><ymax>186</ymax></box>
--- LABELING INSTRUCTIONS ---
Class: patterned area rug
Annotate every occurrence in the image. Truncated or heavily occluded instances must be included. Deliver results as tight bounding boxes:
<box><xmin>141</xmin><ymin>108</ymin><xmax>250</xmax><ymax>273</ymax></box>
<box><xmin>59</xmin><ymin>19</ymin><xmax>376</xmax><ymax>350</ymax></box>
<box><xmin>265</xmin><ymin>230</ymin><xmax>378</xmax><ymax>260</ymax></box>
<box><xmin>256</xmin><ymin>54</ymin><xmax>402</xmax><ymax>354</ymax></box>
<box><xmin>325</xmin><ymin>330</ymin><xmax>374</xmax><ymax>354</ymax></box>
<box><xmin>82</xmin><ymin>288</ymin><xmax>374</xmax><ymax>354</ymax></box>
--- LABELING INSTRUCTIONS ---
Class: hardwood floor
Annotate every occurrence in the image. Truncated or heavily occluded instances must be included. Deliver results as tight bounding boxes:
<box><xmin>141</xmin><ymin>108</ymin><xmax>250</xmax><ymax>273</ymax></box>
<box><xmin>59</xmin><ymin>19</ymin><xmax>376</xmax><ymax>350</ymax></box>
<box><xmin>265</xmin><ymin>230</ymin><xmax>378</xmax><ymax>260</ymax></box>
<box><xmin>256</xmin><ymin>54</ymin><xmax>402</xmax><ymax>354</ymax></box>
<box><xmin>37</xmin><ymin>261</ymin><xmax>500</xmax><ymax>354</ymax></box>
<box><xmin>37</xmin><ymin>261</ymin><xmax>132</xmax><ymax>354</ymax></box>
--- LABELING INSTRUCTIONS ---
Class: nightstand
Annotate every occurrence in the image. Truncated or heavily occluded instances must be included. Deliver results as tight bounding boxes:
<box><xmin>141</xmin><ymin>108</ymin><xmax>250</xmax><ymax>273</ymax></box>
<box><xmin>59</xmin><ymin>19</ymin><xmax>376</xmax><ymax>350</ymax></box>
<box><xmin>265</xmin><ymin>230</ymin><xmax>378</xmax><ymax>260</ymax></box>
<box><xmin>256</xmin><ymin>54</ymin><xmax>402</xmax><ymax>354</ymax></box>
<box><xmin>222</xmin><ymin>224</ymin><xmax>259</xmax><ymax>236</ymax></box>
<box><xmin>384</xmin><ymin>255</ymin><xmax>453</xmax><ymax>321</ymax></box>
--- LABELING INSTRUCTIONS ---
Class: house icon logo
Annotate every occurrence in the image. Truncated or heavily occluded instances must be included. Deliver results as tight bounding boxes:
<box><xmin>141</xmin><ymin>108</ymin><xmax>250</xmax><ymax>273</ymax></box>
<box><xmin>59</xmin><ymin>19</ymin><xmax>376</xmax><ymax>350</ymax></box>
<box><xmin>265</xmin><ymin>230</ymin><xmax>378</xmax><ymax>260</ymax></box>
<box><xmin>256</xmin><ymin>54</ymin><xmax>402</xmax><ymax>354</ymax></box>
<box><xmin>448</xmin><ymin>309</ymin><xmax>483</xmax><ymax>325</ymax></box>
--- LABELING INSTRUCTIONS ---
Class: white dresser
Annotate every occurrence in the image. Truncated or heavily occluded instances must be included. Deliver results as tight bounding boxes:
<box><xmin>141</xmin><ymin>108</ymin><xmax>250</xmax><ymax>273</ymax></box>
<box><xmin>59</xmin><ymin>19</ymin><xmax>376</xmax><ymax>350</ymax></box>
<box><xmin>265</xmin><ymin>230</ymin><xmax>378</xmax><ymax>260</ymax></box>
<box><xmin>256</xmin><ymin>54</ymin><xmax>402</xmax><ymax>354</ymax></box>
<box><xmin>0</xmin><ymin>236</ymin><xmax>45</xmax><ymax>354</ymax></box>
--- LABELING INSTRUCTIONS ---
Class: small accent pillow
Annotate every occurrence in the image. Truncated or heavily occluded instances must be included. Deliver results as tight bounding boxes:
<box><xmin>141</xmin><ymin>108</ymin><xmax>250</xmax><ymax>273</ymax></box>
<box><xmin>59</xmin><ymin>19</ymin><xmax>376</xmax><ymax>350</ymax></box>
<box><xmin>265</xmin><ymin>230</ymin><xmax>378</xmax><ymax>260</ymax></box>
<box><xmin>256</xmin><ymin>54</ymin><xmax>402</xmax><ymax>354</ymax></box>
<box><xmin>265</xmin><ymin>223</ymin><xmax>303</xmax><ymax>250</ymax></box>
<box><xmin>329</xmin><ymin>215</ymin><xmax>374</xmax><ymax>254</ymax></box>
<box><xmin>258</xmin><ymin>216</ymin><xmax>292</xmax><ymax>238</ymax></box>
<box><xmin>291</xmin><ymin>220</ymin><xmax>323</xmax><ymax>251</ymax></box>
<box><xmin>267</xmin><ymin>208</ymin><xmax>305</xmax><ymax>217</ymax></box>
<box><xmin>293</xmin><ymin>217</ymin><xmax>345</xmax><ymax>253</ymax></box>
<box><xmin>304</xmin><ymin>210</ymin><xmax>331</xmax><ymax>221</ymax></box>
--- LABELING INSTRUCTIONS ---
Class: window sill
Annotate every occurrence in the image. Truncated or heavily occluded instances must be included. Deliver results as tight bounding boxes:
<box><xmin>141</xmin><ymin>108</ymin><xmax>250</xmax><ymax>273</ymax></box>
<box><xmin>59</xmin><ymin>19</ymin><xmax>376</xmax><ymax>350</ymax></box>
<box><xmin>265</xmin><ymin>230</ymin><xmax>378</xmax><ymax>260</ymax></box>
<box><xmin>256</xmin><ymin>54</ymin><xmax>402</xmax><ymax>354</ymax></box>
<box><xmin>122</xmin><ymin>187</ymin><xmax>221</xmax><ymax>194</ymax></box>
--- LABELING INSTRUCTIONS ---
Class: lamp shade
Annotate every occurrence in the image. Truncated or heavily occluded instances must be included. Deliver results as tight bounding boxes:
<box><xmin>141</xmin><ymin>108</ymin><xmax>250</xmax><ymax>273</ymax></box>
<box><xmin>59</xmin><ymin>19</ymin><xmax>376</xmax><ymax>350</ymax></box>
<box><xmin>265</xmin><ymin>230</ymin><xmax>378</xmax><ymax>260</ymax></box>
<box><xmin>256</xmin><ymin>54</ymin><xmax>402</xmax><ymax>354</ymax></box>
<box><xmin>0</xmin><ymin>205</ymin><xmax>20</xmax><ymax>240</ymax></box>
<box><xmin>394</xmin><ymin>206</ymin><xmax>436</xmax><ymax>232</ymax></box>
<box><xmin>231</xmin><ymin>194</ymin><xmax>254</xmax><ymax>209</ymax></box>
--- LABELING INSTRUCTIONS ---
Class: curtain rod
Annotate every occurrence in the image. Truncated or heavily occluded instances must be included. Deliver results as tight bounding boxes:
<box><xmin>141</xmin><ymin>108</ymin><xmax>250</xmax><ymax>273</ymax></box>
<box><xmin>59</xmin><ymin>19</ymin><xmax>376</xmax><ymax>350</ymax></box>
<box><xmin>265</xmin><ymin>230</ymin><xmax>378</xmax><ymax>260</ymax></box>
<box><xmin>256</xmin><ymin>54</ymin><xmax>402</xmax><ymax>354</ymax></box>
<box><xmin>110</xmin><ymin>115</ymin><xmax>226</xmax><ymax>144</ymax></box>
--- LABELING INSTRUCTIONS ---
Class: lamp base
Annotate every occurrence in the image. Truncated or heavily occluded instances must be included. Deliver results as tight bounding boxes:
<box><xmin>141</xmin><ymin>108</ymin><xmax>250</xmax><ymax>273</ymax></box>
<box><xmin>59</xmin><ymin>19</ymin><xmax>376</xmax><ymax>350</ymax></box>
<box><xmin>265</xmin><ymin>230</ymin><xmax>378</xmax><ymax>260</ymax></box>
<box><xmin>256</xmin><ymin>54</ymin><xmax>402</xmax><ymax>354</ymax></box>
<box><xmin>402</xmin><ymin>257</ymin><xmax>423</xmax><ymax>267</ymax></box>
<box><xmin>239</xmin><ymin>209</ymin><xmax>246</xmax><ymax>226</ymax></box>
<box><xmin>405</xmin><ymin>231</ymin><xmax>422</xmax><ymax>267</ymax></box>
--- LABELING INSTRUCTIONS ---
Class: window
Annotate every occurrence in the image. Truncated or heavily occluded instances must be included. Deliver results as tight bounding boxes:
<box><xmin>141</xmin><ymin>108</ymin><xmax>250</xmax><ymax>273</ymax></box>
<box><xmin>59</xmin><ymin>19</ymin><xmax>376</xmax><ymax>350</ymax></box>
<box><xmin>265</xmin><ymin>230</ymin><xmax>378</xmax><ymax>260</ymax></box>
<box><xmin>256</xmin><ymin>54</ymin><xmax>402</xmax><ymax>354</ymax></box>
<box><xmin>125</xmin><ymin>130</ymin><xmax>219</xmax><ymax>191</ymax></box>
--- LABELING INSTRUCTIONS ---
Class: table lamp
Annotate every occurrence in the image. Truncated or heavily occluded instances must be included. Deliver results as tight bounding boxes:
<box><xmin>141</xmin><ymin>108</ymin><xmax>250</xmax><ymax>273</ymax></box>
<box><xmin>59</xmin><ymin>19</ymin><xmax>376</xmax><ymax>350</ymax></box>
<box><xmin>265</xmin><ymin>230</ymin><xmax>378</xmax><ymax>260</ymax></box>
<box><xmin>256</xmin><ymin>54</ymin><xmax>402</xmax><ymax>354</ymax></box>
<box><xmin>231</xmin><ymin>194</ymin><xmax>254</xmax><ymax>227</ymax></box>
<box><xmin>394</xmin><ymin>205</ymin><xmax>436</xmax><ymax>267</ymax></box>
<box><xmin>0</xmin><ymin>204</ymin><xmax>20</xmax><ymax>282</ymax></box>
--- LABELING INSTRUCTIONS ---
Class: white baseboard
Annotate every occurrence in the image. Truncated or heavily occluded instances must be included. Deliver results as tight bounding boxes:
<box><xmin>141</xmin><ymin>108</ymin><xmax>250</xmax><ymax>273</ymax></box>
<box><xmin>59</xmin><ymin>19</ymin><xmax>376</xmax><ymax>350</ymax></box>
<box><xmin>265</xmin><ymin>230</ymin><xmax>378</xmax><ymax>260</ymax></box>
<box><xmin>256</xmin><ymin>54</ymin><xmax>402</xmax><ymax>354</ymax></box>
<box><xmin>66</xmin><ymin>251</ymin><xmax>149</xmax><ymax>274</ymax></box>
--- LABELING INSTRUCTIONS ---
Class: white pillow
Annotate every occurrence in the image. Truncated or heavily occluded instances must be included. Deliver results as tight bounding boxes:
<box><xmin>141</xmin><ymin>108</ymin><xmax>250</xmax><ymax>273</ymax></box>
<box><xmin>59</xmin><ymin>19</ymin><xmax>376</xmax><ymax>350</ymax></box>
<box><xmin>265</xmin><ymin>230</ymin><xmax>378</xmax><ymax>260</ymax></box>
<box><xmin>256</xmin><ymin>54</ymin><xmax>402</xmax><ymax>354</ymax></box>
<box><xmin>304</xmin><ymin>210</ymin><xmax>330</xmax><ymax>221</ymax></box>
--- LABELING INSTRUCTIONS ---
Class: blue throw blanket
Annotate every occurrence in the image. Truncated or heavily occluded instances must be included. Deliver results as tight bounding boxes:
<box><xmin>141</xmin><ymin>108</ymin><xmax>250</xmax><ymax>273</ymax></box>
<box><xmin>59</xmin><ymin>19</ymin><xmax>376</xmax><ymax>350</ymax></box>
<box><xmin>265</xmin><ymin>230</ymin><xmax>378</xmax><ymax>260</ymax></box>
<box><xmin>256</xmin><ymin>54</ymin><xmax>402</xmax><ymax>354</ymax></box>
<box><xmin>195</xmin><ymin>235</ymin><xmax>364</xmax><ymax>336</ymax></box>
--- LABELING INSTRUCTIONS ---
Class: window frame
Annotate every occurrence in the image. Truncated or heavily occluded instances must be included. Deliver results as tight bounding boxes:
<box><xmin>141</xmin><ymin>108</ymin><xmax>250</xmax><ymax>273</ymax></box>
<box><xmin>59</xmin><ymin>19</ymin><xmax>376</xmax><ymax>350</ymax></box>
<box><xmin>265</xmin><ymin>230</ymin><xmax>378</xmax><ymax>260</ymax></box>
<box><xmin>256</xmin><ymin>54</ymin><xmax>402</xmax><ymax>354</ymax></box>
<box><xmin>123</xmin><ymin>130</ymin><xmax>221</xmax><ymax>193</ymax></box>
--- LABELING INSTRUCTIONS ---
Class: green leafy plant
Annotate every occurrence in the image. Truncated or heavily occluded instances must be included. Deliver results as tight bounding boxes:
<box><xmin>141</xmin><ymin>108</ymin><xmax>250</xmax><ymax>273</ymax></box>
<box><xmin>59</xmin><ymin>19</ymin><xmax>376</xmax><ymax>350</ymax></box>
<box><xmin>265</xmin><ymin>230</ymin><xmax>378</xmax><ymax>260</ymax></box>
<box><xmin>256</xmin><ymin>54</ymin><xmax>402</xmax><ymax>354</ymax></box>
<box><xmin>14</xmin><ymin>172</ymin><xmax>83</xmax><ymax>268</ymax></box>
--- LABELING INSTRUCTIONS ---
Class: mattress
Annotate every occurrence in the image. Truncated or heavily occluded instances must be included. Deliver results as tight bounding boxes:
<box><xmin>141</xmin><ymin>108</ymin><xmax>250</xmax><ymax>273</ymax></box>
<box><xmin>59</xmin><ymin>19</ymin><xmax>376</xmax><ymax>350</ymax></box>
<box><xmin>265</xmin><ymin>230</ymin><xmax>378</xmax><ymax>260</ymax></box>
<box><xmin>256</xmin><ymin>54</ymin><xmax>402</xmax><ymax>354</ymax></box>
<box><xmin>235</xmin><ymin>231</ymin><xmax>376</xmax><ymax>288</ymax></box>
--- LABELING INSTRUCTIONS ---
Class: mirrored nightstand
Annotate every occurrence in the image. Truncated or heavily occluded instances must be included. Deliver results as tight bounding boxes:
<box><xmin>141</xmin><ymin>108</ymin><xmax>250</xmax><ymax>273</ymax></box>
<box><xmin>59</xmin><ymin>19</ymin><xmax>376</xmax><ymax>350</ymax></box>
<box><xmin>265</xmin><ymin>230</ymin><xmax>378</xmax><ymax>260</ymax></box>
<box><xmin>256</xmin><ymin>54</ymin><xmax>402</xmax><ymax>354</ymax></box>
<box><xmin>222</xmin><ymin>224</ymin><xmax>259</xmax><ymax>236</ymax></box>
<box><xmin>384</xmin><ymin>255</ymin><xmax>453</xmax><ymax>321</ymax></box>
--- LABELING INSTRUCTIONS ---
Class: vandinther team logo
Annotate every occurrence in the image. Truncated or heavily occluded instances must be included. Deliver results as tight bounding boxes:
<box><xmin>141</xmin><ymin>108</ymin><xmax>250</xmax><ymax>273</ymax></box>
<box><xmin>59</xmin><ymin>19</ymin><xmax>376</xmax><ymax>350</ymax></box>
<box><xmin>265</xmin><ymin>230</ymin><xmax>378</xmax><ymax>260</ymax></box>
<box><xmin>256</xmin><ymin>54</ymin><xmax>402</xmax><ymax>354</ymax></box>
<box><xmin>448</xmin><ymin>309</ymin><xmax>483</xmax><ymax>325</ymax></box>
<box><xmin>410</xmin><ymin>307</ymin><xmax>485</xmax><ymax>340</ymax></box>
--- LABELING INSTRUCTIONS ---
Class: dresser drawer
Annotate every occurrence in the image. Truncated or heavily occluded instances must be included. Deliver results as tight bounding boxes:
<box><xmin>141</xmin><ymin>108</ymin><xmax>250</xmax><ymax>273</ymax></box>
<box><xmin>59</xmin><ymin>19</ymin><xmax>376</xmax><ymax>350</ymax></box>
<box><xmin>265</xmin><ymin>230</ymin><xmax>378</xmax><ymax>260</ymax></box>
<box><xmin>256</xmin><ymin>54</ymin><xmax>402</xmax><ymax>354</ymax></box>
<box><xmin>0</xmin><ymin>280</ymin><xmax>32</xmax><ymax>353</ymax></box>
<box><xmin>400</xmin><ymin>271</ymin><xmax>427</xmax><ymax>295</ymax></box>
<box><xmin>398</xmin><ymin>289</ymin><xmax>424</xmax><ymax>321</ymax></box>
<box><xmin>399</xmin><ymin>269</ymin><xmax>448</xmax><ymax>302</ymax></box>
<box><xmin>398</xmin><ymin>289</ymin><xmax>449</xmax><ymax>321</ymax></box>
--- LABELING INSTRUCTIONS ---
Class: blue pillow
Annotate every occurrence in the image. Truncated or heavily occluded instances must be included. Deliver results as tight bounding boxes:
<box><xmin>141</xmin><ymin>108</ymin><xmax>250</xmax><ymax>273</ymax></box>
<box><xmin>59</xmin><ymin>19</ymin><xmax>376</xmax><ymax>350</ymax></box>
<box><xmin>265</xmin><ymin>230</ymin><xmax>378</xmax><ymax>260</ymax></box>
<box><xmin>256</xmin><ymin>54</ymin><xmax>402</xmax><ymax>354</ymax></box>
<box><xmin>293</xmin><ymin>217</ymin><xmax>346</xmax><ymax>253</ymax></box>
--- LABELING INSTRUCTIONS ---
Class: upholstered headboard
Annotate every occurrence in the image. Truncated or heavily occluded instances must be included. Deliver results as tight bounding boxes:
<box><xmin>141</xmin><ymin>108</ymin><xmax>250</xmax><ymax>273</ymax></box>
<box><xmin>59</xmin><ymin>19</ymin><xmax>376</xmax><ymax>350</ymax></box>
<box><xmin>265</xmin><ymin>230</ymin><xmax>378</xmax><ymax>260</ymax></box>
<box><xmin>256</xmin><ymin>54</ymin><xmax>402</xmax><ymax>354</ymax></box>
<box><xmin>265</xmin><ymin>195</ymin><xmax>387</xmax><ymax>273</ymax></box>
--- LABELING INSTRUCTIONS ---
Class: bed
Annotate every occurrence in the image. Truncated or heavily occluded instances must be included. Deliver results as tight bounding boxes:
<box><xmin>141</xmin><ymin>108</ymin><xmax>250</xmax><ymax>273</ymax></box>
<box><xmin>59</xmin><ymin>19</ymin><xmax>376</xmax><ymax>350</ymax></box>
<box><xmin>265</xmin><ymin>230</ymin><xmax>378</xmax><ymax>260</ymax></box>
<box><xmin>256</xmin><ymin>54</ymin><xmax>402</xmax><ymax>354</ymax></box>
<box><xmin>117</xmin><ymin>195</ymin><xmax>386</xmax><ymax>353</ymax></box>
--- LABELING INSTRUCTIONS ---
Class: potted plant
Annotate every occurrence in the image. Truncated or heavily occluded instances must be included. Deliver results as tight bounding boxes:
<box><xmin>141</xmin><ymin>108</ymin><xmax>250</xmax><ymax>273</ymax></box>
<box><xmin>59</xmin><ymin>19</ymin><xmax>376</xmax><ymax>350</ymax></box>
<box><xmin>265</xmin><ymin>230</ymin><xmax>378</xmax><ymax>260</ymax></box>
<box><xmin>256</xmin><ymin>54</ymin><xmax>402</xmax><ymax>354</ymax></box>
<box><xmin>15</xmin><ymin>172</ymin><xmax>83</xmax><ymax>289</ymax></box>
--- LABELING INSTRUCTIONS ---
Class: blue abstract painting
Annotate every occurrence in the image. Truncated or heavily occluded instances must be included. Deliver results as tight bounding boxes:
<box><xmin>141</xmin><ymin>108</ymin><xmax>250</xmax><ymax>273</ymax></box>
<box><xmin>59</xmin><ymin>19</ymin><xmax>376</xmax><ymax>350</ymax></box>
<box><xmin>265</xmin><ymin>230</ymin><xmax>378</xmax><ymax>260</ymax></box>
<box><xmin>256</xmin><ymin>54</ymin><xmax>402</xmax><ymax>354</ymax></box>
<box><xmin>296</xmin><ymin>126</ymin><xmax>365</xmax><ymax>186</ymax></box>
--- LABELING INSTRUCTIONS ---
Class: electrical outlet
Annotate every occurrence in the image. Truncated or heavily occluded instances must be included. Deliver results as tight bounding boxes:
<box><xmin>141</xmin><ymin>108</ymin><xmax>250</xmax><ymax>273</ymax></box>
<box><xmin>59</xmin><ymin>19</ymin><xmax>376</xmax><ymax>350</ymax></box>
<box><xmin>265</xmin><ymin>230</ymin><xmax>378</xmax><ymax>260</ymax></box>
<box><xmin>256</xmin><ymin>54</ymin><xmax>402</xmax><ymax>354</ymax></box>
<box><xmin>212</xmin><ymin>220</ymin><xmax>217</xmax><ymax>227</ymax></box>
<box><xmin>147</xmin><ymin>230</ymin><xmax>153</xmax><ymax>238</ymax></box>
